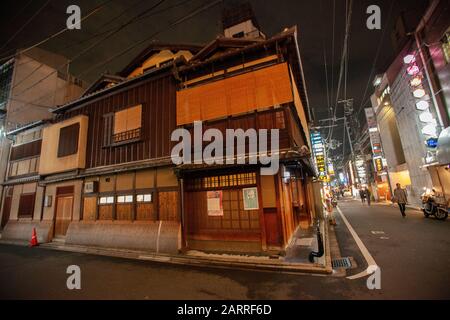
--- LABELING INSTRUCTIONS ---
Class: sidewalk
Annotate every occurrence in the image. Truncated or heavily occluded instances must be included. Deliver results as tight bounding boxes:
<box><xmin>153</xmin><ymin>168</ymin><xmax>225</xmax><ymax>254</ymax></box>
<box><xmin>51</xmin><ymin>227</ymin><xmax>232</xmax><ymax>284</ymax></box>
<box><xmin>374</xmin><ymin>200</ymin><xmax>422</xmax><ymax>211</ymax></box>
<box><xmin>0</xmin><ymin>223</ymin><xmax>333</xmax><ymax>275</ymax></box>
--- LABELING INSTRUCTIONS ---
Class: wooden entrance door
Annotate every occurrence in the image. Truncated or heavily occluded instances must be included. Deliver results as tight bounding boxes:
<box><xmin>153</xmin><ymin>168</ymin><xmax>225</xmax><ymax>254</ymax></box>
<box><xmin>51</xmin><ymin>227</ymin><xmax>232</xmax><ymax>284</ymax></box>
<box><xmin>263</xmin><ymin>208</ymin><xmax>282</xmax><ymax>246</ymax></box>
<box><xmin>54</xmin><ymin>195</ymin><xmax>73</xmax><ymax>236</ymax></box>
<box><xmin>1</xmin><ymin>195</ymin><xmax>12</xmax><ymax>229</ymax></box>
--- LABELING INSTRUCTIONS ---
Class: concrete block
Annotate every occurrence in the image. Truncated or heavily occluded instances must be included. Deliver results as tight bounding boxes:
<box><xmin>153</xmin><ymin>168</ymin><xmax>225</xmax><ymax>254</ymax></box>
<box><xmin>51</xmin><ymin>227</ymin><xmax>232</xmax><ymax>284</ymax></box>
<box><xmin>65</xmin><ymin>221</ymin><xmax>181</xmax><ymax>253</ymax></box>
<box><xmin>2</xmin><ymin>220</ymin><xmax>53</xmax><ymax>243</ymax></box>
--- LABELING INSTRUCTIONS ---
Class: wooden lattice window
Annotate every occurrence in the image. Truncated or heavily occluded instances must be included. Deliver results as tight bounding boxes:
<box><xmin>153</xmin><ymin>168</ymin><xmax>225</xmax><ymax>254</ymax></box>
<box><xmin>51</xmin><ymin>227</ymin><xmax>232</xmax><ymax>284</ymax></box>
<box><xmin>18</xmin><ymin>193</ymin><xmax>36</xmax><ymax>218</ymax></box>
<box><xmin>58</xmin><ymin>123</ymin><xmax>79</xmax><ymax>157</ymax></box>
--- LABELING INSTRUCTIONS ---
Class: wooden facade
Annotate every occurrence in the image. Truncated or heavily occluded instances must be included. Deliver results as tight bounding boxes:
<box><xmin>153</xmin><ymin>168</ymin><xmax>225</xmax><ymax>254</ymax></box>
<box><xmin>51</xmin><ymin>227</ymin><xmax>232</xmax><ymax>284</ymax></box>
<box><xmin>56</xmin><ymin>73</ymin><xmax>177</xmax><ymax>168</ymax></box>
<box><xmin>1</xmin><ymin>26</ymin><xmax>316</xmax><ymax>255</ymax></box>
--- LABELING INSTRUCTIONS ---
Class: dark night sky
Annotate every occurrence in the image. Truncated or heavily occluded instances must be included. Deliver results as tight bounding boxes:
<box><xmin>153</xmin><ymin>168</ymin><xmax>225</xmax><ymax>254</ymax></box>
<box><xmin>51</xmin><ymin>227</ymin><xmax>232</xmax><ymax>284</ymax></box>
<box><xmin>1</xmin><ymin>0</ymin><xmax>428</xmax><ymax>159</ymax></box>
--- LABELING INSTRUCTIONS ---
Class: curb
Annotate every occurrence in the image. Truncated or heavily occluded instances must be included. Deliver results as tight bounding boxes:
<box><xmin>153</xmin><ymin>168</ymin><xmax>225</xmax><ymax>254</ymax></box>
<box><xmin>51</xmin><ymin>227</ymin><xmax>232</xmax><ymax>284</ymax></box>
<box><xmin>0</xmin><ymin>240</ymin><xmax>333</xmax><ymax>275</ymax></box>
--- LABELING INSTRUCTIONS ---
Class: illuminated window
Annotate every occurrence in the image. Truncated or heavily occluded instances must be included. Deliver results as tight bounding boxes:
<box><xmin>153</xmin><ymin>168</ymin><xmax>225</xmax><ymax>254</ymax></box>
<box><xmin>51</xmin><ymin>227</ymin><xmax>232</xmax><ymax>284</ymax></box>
<box><xmin>186</xmin><ymin>172</ymin><xmax>256</xmax><ymax>191</ymax></box>
<box><xmin>136</xmin><ymin>194</ymin><xmax>152</xmax><ymax>202</ymax></box>
<box><xmin>113</xmin><ymin>105</ymin><xmax>142</xmax><ymax>143</ymax></box>
<box><xmin>117</xmin><ymin>195</ymin><xmax>133</xmax><ymax>203</ymax></box>
<box><xmin>99</xmin><ymin>196</ymin><xmax>114</xmax><ymax>204</ymax></box>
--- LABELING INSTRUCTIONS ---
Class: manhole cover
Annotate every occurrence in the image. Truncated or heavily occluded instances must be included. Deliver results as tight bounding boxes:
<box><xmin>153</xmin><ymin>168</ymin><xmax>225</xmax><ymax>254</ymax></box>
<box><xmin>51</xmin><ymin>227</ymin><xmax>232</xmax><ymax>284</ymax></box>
<box><xmin>332</xmin><ymin>257</ymin><xmax>352</xmax><ymax>269</ymax></box>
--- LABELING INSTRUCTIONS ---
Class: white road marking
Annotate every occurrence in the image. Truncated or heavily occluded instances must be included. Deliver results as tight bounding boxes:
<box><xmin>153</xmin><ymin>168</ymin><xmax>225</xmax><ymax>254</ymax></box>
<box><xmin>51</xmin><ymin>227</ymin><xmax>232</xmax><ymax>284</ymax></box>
<box><xmin>371</xmin><ymin>231</ymin><xmax>385</xmax><ymax>235</ymax></box>
<box><xmin>336</xmin><ymin>206</ymin><xmax>378</xmax><ymax>280</ymax></box>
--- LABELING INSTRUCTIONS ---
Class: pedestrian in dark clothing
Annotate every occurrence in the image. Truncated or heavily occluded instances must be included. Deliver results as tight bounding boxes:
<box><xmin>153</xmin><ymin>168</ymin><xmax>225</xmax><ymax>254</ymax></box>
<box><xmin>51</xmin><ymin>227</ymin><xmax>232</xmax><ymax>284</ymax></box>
<box><xmin>359</xmin><ymin>189</ymin><xmax>366</xmax><ymax>203</ymax></box>
<box><xmin>365</xmin><ymin>188</ymin><xmax>372</xmax><ymax>206</ymax></box>
<box><xmin>393</xmin><ymin>183</ymin><xmax>408</xmax><ymax>217</ymax></box>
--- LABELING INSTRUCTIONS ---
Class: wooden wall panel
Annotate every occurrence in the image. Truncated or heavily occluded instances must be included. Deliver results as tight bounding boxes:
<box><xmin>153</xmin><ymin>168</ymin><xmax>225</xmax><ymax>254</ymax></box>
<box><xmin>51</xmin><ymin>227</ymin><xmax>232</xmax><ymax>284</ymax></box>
<box><xmin>98</xmin><ymin>205</ymin><xmax>113</xmax><ymax>220</ymax></box>
<box><xmin>83</xmin><ymin>197</ymin><xmax>96</xmax><ymax>220</ymax></box>
<box><xmin>177</xmin><ymin>63</ymin><xmax>293</xmax><ymax>125</ymax></box>
<box><xmin>159</xmin><ymin>191</ymin><xmax>179</xmax><ymax>221</ymax></box>
<box><xmin>116</xmin><ymin>204</ymin><xmax>132</xmax><ymax>220</ymax></box>
<box><xmin>136</xmin><ymin>203</ymin><xmax>155</xmax><ymax>221</ymax></box>
<box><xmin>60</xmin><ymin>74</ymin><xmax>177</xmax><ymax>168</ymax></box>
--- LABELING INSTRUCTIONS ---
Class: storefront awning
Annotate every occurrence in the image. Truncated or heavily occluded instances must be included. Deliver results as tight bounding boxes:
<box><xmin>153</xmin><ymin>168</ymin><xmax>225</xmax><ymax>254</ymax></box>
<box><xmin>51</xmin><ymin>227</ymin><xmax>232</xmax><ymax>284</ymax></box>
<box><xmin>437</xmin><ymin>126</ymin><xmax>450</xmax><ymax>165</ymax></box>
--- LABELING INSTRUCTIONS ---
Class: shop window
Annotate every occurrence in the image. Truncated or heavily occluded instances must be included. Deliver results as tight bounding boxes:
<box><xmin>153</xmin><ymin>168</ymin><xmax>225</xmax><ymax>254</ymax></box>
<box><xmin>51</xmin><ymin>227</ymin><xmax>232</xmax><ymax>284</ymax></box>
<box><xmin>18</xmin><ymin>193</ymin><xmax>36</xmax><ymax>218</ymax></box>
<box><xmin>136</xmin><ymin>193</ymin><xmax>152</xmax><ymax>202</ymax></box>
<box><xmin>58</xmin><ymin>123</ymin><xmax>79</xmax><ymax>157</ymax></box>
<box><xmin>112</xmin><ymin>105</ymin><xmax>142</xmax><ymax>144</ymax></box>
<box><xmin>186</xmin><ymin>172</ymin><xmax>256</xmax><ymax>191</ymax></box>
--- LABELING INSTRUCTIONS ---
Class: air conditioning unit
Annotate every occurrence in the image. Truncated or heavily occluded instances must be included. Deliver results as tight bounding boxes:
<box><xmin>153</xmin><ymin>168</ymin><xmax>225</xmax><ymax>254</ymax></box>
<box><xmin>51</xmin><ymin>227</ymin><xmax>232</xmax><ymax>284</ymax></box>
<box><xmin>84</xmin><ymin>181</ymin><xmax>98</xmax><ymax>194</ymax></box>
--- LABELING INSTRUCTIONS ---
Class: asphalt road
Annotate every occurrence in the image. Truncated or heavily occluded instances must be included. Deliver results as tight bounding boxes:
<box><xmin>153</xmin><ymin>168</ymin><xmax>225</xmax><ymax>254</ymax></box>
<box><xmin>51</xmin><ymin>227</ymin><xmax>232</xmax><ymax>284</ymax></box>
<box><xmin>0</xmin><ymin>199</ymin><xmax>449</xmax><ymax>300</ymax></box>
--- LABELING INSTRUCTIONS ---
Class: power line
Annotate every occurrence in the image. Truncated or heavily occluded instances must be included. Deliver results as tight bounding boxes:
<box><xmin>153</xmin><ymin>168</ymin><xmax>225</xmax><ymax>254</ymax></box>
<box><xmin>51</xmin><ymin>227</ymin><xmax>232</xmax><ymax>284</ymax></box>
<box><xmin>320</xmin><ymin>0</ymin><xmax>331</xmax><ymax>116</ymax></box>
<box><xmin>11</xmin><ymin>0</ymin><xmax>217</xmax><ymax>99</ymax></box>
<box><xmin>326</xmin><ymin>0</ymin><xmax>353</xmax><ymax>145</ymax></box>
<box><xmin>76</xmin><ymin>0</ymin><xmax>222</xmax><ymax>78</ymax></box>
<box><xmin>8</xmin><ymin>0</ymin><xmax>202</xmax><ymax>120</ymax></box>
<box><xmin>0</xmin><ymin>0</ymin><xmax>113</xmax><ymax>63</ymax></box>
<box><xmin>13</xmin><ymin>0</ymin><xmax>169</xmax><ymax>97</ymax></box>
<box><xmin>0</xmin><ymin>0</ymin><xmax>52</xmax><ymax>52</ymax></box>
<box><xmin>355</xmin><ymin>0</ymin><xmax>395</xmax><ymax>118</ymax></box>
<box><xmin>5</xmin><ymin>0</ymin><xmax>34</xmax><ymax>28</ymax></box>
<box><xmin>10</xmin><ymin>0</ymin><xmax>156</xmax><ymax>91</ymax></box>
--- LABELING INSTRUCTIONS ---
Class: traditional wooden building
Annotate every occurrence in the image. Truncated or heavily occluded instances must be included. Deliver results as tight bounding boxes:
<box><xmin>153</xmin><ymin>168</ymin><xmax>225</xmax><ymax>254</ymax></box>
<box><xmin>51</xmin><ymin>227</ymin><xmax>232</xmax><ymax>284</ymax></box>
<box><xmin>175</xmin><ymin>26</ymin><xmax>316</xmax><ymax>253</ymax></box>
<box><xmin>1</xmin><ymin>13</ymin><xmax>318</xmax><ymax>255</ymax></box>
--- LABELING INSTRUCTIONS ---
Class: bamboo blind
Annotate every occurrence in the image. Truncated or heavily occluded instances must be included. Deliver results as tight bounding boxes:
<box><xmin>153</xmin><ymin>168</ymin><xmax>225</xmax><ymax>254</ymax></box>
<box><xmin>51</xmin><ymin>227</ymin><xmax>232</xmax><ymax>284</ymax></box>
<box><xmin>177</xmin><ymin>63</ymin><xmax>293</xmax><ymax>125</ymax></box>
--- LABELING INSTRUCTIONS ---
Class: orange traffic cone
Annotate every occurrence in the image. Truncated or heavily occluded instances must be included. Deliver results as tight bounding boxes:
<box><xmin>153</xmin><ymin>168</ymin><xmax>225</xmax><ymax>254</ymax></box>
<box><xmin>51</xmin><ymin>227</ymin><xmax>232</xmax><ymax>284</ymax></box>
<box><xmin>30</xmin><ymin>227</ymin><xmax>38</xmax><ymax>247</ymax></box>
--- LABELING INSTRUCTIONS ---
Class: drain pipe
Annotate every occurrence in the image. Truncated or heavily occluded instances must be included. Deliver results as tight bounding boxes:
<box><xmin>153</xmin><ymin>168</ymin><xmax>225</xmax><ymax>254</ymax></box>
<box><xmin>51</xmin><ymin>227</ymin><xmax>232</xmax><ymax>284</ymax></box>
<box><xmin>309</xmin><ymin>222</ymin><xmax>324</xmax><ymax>263</ymax></box>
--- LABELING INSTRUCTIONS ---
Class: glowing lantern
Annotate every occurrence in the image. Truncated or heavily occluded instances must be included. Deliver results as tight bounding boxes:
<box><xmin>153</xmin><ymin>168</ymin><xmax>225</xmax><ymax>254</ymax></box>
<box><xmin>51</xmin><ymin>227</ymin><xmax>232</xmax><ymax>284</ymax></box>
<box><xmin>419</xmin><ymin>111</ymin><xmax>434</xmax><ymax>123</ymax></box>
<box><xmin>421</xmin><ymin>123</ymin><xmax>438</xmax><ymax>137</ymax></box>
<box><xmin>413</xmin><ymin>88</ymin><xmax>426</xmax><ymax>98</ymax></box>
<box><xmin>403</xmin><ymin>54</ymin><xmax>415</xmax><ymax>64</ymax></box>
<box><xmin>416</xmin><ymin>100</ymin><xmax>429</xmax><ymax>110</ymax></box>
<box><xmin>407</xmin><ymin>65</ymin><xmax>420</xmax><ymax>76</ymax></box>
<box><xmin>410</xmin><ymin>76</ymin><xmax>422</xmax><ymax>87</ymax></box>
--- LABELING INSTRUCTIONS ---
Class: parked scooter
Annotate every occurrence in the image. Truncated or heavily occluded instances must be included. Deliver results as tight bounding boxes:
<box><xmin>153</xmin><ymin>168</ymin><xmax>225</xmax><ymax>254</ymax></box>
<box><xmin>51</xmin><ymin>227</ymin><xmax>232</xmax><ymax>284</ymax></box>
<box><xmin>421</xmin><ymin>192</ymin><xmax>448</xmax><ymax>221</ymax></box>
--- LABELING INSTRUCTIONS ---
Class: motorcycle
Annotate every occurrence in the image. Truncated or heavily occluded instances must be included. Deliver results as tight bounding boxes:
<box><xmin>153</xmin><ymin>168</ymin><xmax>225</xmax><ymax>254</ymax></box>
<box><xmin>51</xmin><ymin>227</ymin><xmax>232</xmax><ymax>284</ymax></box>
<box><xmin>421</xmin><ymin>194</ymin><xmax>448</xmax><ymax>221</ymax></box>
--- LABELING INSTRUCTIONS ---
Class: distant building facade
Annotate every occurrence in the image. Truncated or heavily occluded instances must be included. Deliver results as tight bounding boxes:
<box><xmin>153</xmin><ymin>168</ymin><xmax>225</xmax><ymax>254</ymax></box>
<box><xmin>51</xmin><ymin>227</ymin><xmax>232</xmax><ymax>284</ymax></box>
<box><xmin>0</xmin><ymin>47</ymin><xmax>85</xmax><ymax>225</ymax></box>
<box><xmin>370</xmin><ymin>0</ymin><xmax>450</xmax><ymax>206</ymax></box>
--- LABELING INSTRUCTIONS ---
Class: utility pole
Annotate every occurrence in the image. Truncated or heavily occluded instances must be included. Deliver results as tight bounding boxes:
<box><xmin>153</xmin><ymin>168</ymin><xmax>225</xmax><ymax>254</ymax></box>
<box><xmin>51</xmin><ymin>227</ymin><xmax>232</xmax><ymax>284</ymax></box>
<box><xmin>344</xmin><ymin>117</ymin><xmax>354</xmax><ymax>157</ymax></box>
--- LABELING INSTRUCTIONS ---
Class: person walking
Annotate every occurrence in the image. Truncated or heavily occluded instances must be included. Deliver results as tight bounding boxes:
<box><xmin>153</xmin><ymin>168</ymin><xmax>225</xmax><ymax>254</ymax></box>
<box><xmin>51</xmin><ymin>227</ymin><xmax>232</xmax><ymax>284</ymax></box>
<box><xmin>359</xmin><ymin>188</ymin><xmax>366</xmax><ymax>204</ymax></box>
<box><xmin>365</xmin><ymin>187</ymin><xmax>372</xmax><ymax>206</ymax></box>
<box><xmin>393</xmin><ymin>183</ymin><xmax>408</xmax><ymax>217</ymax></box>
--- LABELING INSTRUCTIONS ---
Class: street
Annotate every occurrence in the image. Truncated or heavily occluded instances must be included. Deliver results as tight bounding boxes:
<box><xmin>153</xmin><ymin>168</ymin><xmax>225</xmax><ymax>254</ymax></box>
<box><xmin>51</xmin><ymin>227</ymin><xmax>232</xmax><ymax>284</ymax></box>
<box><xmin>1</xmin><ymin>199</ymin><xmax>449</xmax><ymax>300</ymax></box>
